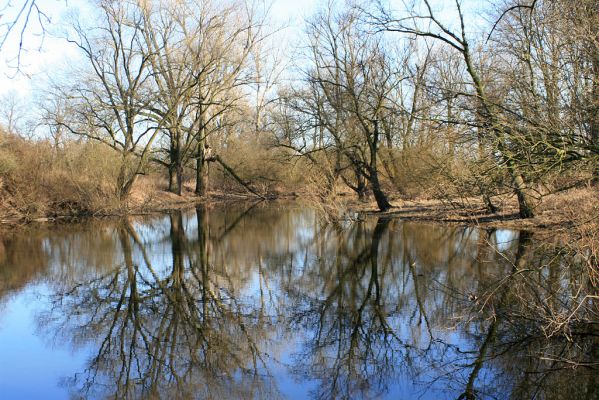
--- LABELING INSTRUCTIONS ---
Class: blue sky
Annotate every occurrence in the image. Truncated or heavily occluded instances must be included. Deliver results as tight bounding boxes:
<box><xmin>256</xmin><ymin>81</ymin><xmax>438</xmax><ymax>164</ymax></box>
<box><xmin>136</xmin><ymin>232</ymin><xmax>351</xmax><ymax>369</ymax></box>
<box><xmin>0</xmin><ymin>0</ymin><xmax>489</xmax><ymax>130</ymax></box>
<box><xmin>0</xmin><ymin>0</ymin><xmax>320</xmax><ymax>100</ymax></box>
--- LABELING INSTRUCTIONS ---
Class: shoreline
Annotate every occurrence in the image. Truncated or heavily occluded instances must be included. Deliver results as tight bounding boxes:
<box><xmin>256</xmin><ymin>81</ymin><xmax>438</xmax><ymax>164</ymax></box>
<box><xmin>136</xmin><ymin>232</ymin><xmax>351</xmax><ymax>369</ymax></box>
<box><xmin>346</xmin><ymin>186</ymin><xmax>598</xmax><ymax>242</ymax></box>
<box><xmin>0</xmin><ymin>191</ymin><xmax>270</xmax><ymax>226</ymax></box>
<box><xmin>2</xmin><ymin>186</ymin><xmax>596</xmax><ymax>241</ymax></box>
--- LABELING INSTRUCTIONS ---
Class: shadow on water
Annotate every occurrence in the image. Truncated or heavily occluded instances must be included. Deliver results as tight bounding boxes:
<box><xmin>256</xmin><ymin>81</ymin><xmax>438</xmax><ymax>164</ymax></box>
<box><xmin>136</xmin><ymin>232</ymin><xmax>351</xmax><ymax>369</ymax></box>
<box><xmin>0</xmin><ymin>203</ymin><xmax>597</xmax><ymax>399</ymax></box>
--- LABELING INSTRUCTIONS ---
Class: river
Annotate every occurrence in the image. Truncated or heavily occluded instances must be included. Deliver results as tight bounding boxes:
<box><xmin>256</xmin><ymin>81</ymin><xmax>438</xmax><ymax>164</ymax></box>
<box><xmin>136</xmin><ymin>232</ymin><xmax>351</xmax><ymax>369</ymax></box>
<box><xmin>0</xmin><ymin>202</ymin><xmax>596</xmax><ymax>399</ymax></box>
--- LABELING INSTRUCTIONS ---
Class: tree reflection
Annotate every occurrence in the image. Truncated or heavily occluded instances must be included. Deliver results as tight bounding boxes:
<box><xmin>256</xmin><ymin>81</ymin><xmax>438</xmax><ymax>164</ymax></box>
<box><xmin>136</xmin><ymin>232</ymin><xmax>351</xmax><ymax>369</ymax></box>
<box><xmin>287</xmin><ymin>218</ymin><xmax>414</xmax><ymax>399</ymax></box>
<box><xmin>418</xmin><ymin>231</ymin><xmax>599</xmax><ymax>400</ymax></box>
<box><xmin>0</xmin><ymin>221</ymin><xmax>121</xmax><ymax>306</ymax></box>
<box><xmin>39</xmin><ymin>209</ymin><xmax>280</xmax><ymax>399</ymax></box>
<box><xmin>285</xmin><ymin>222</ymin><xmax>599</xmax><ymax>400</ymax></box>
<box><xmin>24</xmin><ymin>205</ymin><xmax>598</xmax><ymax>399</ymax></box>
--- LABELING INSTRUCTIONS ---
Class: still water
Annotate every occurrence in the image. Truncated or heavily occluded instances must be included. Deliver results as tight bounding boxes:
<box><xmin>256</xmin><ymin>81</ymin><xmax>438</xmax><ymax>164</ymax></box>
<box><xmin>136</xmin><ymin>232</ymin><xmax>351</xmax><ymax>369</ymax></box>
<box><xmin>0</xmin><ymin>202</ymin><xmax>596</xmax><ymax>399</ymax></box>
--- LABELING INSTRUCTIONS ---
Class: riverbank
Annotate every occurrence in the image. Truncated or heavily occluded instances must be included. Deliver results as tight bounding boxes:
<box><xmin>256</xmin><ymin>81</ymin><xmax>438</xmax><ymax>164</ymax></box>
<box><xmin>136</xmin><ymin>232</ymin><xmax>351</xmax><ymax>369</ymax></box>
<box><xmin>0</xmin><ymin>175</ymin><xmax>262</xmax><ymax>225</ymax></box>
<box><xmin>350</xmin><ymin>186</ymin><xmax>598</xmax><ymax>243</ymax></box>
<box><xmin>2</xmin><ymin>174</ymin><xmax>597</xmax><ymax>241</ymax></box>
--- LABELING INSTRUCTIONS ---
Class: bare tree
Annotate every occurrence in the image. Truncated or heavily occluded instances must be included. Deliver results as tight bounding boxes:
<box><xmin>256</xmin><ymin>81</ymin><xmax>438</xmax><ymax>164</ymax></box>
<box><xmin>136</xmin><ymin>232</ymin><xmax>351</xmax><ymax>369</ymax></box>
<box><xmin>369</xmin><ymin>0</ymin><xmax>538</xmax><ymax>217</ymax></box>
<box><xmin>137</xmin><ymin>0</ymin><xmax>204</xmax><ymax>195</ymax></box>
<box><xmin>140</xmin><ymin>0</ymin><xmax>265</xmax><ymax>196</ymax></box>
<box><xmin>280</xmin><ymin>3</ymin><xmax>402</xmax><ymax>211</ymax></box>
<box><xmin>59</xmin><ymin>0</ymin><xmax>160</xmax><ymax>200</ymax></box>
<box><xmin>0</xmin><ymin>91</ymin><xmax>25</xmax><ymax>135</ymax></box>
<box><xmin>0</xmin><ymin>0</ymin><xmax>51</xmax><ymax>71</ymax></box>
<box><xmin>37</xmin><ymin>91</ymin><xmax>69</xmax><ymax>151</ymax></box>
<box><xmin>186</xmin><ymin>0</ymin><xmax>266</xmax><ymax>196</ymax></box>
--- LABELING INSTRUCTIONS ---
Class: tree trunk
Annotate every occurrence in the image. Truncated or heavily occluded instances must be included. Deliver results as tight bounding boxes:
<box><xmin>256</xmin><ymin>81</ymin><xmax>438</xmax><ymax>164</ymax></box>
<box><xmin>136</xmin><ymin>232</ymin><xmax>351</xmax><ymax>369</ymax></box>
<box><xmin>340</xmin><ymin>168</ymin><xmax>368</xmax><ymax>200</ymax></box>
<box><xmin>116</xmin><ymin>164</ymin><xmax>127</xmax><ymax>200</ymax></box>
<box><xmin>357</xmin><ymin>179</ymin><xmax>368</xmax><ymax>202</ymax></box>
<box><xmin>370</xmin><ymin>169</ymin><xmax>391</xmax><ymax>212</ymax></box>
<box><xmin>168</xmin><ymin>164</ymin><xmax>176</xmax><ymax>192</ymax></box>
<box><xmin>118</xmin><ymin>175</ymin><xmax>137</xmax><ymax>201</ymax></box>
<box><xmin>195</xmin><ymin>142</ymin><xmax>208</xmax><ymax>196</ymax></box>
<box><xmin>464</xmin><ymin>46</ymin><xmax>536</xmax><ymax>219</ymax></box>
<box><xmin>370</xmin><ymin>120</ymin><xmax>392</xmax><ymax>212</ymax></box>
<box><xmin>513</xmin><ymin>173</ymin><xmax>535</xmax><ymax>218</ymax></box>
<box><xmin>116</xmin><ymin>158</ymin><xmax>137</xmax><ymax>201</ymax></box>
<box><xmin>591</xmin><ymin>31</ymin><xmax>599</xmax><ymax>183</ymax></box>
<box><xmin>483</xmin><ymin>193</ymin><xmax>498</xmax><ymax>214</ymax></box>
<box><xmin>176</xmin><ymin>162</ymin><xmax>183</xmax><ymax>196</ymax></box>
<box><xmin>167</xmin><ymin>138</ymin><xmax>183</xmax><ymax>195</ymax></box>
<box><xmin>213</xmin><ymin>155</ymin><xmax>264</xmax><ymax>198</ymax></box>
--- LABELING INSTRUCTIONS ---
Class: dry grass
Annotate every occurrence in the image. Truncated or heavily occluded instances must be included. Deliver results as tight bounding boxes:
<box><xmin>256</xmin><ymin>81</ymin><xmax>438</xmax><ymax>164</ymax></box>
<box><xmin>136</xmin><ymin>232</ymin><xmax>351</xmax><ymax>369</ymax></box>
<box><xmin>1</xmin><ymin>126</ymin><xmax>596</xmax><ymax>240</ymax></box>
<box><xmin>0</xmin><ymin>132</ymin><xmax>122</xmax><ymax>222</ymax></box>
<box><xmin>126</xmin><ymin>175</ymin><xmax>204</xmax><ymax>212</ymax></box>
<box><xmin>349</xmin><ymin>186</ymin><xmax>599</xmax><ymax>234</ymax></box>
<box><xmin>212</xmin><ymin>135</ymin><xmax>308</xmax><ymax>197</ymax></box>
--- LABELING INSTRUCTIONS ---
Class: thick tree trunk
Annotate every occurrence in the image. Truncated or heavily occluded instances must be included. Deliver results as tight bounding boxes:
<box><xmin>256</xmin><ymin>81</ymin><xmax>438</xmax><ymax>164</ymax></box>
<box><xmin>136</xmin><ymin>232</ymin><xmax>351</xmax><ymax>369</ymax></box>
<box><xmin>195</xmin><ymin>144</ymin><xmax>208</xmax><ymax>196</ymax></box>
<box><xmin>370</xmin><ymin>121</ymin><xmax>392</xmax><ymax>212</ymax></box>
<box><xmin>117</xmin><ymin>175</ymin><xmax>137</xmax><ymax>201</ymax></box>
<box><xmin>176</xmin><ymin>162</ymin><xmax>183</xmax><ymax>196</ymax></box>
<box><xmin>116</xmin><ymin>164</ymin><xmax>127</xmax><ymax>200</ymax></box>
<box><xmin>167</xmin><ymin>138</ymin><xmax>183</xmax><ymax>195</ymax></box>
<box><xmin>116</xmin><ymin>159</ymin><xmax>137</xmax><ymax>201</ymax></box>
<box><xmin>513</xmin><ymin>173</ymin><xmax>535</xmax><ymax>218</ymax></box>
<box><xmin>167</xmin><ymin>161</ymin><xmax>184</xmax><ymax>195</ymax></box>
<box><xmin>174</xmin><ymin>134</ymin><xmax>184</xmax><ymax>195</ymax></box>
<box><xmin>168</xmin><ymin>165</ymin><xmax>176</xmax><ymax>192</ymax></box>
<box><xmin>370</xmin><ymin>169</ymin><xmax>391</xmax><ymax>212</ymax></box>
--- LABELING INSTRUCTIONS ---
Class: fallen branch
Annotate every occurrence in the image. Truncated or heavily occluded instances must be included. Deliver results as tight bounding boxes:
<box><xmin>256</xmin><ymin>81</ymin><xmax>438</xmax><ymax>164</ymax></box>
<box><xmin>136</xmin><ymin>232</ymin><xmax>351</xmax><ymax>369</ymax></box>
<box><xmin>210</xmin><ymin>155</ymin><xmax>265</xmax><ymax>199</ymax></box>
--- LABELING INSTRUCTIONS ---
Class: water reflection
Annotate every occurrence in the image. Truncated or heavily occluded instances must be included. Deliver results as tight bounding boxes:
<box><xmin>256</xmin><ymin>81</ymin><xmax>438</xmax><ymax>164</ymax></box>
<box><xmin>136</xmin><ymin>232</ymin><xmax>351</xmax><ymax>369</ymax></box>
<box><xmin>0</xmin><ymin>203</ymin><xmax>597</xmax><ymax>399</ymax></box>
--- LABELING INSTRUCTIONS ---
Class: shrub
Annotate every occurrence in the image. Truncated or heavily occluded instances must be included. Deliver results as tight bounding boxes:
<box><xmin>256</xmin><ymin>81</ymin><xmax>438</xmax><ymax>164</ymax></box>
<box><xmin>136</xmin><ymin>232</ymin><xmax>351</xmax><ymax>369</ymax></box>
<box><xmin>0</xmin><ymin>130</ymin><xmax>122</xmax><ymax>219</ymax></box>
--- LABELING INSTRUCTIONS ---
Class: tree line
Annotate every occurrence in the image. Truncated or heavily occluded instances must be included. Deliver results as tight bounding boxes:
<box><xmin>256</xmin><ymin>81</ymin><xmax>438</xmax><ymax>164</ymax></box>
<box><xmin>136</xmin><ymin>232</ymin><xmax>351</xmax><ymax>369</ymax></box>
<box><xmin>271</xmin><ymin>0</ymin><xmax>598</xmax><ymax>217</ymax></box>
<box><xmin>2</xmin><ymin>0</ymin><xmax>598</xmax><ymax>218</ymax></box>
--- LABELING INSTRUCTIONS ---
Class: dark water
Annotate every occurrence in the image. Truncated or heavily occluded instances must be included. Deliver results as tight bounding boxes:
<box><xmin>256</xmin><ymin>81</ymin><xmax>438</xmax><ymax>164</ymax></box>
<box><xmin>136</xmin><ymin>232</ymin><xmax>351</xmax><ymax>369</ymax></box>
<box><xmin>0</xmin><ymin>203</ymin><xmax>597</xmax><ymax>399</ymax></box>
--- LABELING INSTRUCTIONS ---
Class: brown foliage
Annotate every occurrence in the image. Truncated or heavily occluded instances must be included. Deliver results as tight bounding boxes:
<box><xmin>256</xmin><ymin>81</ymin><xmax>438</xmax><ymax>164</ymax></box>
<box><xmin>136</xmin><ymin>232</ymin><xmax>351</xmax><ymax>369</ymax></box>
<box><xmin>0</xmin><ymin>131</ymin><xmax>122</xmax><ymax>220</ymax></box>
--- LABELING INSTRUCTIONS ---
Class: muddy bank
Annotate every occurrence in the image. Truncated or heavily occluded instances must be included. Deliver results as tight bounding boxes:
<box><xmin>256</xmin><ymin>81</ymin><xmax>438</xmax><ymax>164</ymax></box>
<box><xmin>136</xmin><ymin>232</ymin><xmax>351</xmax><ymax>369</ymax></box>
<box><xmin>3</xmin><ymin>183</ymin><xmax>596</xmax><ymax>247</ymax></box>
<box><xmin>349</xmin><ymin>187</ymin><xmax>598</xmax><ymax>239</ymax></box>
<box><xmin>0</xmin><ymin>187</ymin><xmax>270</xmax><ymax>225</ymax></box>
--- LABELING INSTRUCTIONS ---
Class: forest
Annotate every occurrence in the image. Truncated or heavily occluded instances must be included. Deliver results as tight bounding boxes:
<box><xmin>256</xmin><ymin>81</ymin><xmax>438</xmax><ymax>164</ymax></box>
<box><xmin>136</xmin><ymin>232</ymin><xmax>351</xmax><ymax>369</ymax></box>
<box><xmin>0</xmin><ymin>0</ymin><xmax>597</xmax><ymax>227</ymax></box>
<box><xmin>0</xmin><ymin>1</ymin><xmax>598</xmax><ymax>398</ymax></box>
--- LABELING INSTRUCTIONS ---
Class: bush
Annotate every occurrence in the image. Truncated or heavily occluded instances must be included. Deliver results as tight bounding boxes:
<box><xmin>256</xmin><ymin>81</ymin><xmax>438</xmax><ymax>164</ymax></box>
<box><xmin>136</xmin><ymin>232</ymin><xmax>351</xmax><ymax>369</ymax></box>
<box><xmin>210</xmin><ymin>134</ymin><xmax>310</xmax><ymax>196</ymax></box>
<box><xmin>0</xmin><ymin>148</ymin><xmax>17</xmax><ymax>177</ymax></box>
<box><xmin>0</xmin><ymin>131</ymin><xmax>122</xmax><ymax>219</ymax></box>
